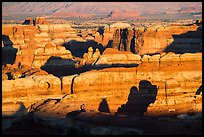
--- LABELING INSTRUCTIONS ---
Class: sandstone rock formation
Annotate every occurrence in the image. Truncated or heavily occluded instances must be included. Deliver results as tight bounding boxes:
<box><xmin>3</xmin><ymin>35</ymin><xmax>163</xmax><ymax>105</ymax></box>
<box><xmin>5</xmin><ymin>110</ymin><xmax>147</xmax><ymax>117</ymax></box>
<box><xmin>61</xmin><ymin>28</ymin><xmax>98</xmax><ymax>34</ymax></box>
<box><xmin>23</xmin><ymin>17</ymin><xmax>49</xmax><ymax>25</ymax></box>
<box><xmin>3</xmin><ymin>50</ymin><xmax>202</xmax><ymax>116</ymax></box>
<box><xmin>23</xmin><ymin>17</ymin><xmax>34</xmax><ymax>25</ymax></box>
<box><xmin>2</xmin><ymin>18</ymin><xmax>202</xmax><ymax>135</ymax></box>
<box><xmin>92</xmin><ymin>48</ymin><xmax>141</xmax><ymax>68</ymax></box>
<box><xmin>60</xmin><ymin>55</ymin><xmax>202</xmax><ymax>116</ymax></box>
<box><xmin>2</xmin><ymin>24</ymin><xmax>39</xmax><ymax>67</ymax></box>
<box><xmin>35</xmin><ymin>17</ymin><xmax>49</xmax><ymax>25</ymax></box>
<box><xmin>78</xmin><ymin>47</ymin><xmax>101</xmax><ymax>67</ymax></box>
<box><xmin>95</xmin><ymin>22</ymin><xmax>202</xmax><ymax>55</ymax></box>
<box><xmin>2</xmin><ymin>22</ymin><xmax>79</xmax><ymax>68</ymax></box>
<box><xmin>109</xmin><ymin>22</ymin><xmax>131</xmax><ymax>29</ymax></box>
<box><xmin>32</xmin><ymin>42</ymin><xmax>73</xmax><ymax>68</ymax></box>
<box><xmin>2</xmin><ymin>74</ymin><xmax>61</xmax><ymax>99</ymax></box>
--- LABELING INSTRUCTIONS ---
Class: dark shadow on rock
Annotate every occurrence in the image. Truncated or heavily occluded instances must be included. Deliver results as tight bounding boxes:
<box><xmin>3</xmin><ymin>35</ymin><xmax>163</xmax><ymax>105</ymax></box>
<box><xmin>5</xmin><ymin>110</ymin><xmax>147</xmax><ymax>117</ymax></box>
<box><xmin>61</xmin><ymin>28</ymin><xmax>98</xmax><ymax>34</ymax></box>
<box><xmin>22</xmin><ymin>18</ymin><xmax>34</xmax><ymax>25</ymax></box>
<box><xmin>116</xmin><ymin>80</ymin><xmax>158</xmax><ymax>116</ymax></box>
<box><xmin>2</xmin><ymin>102</ymin><xmax>26</xmax><ymax>118</ymax></box>
<box><xmin>66</xmin><ymin>104</ymin><xmax>87</xmax><ymax>119</ymax></box>
<box><xmin>98</xmin><ymin>26</ymin><xmax>104</xmax><ymax>36</ymax></box>
<box><xmin>98</xmin><ymin>98</ymin><xmax>110</xmax><ymax>113</ymax></box>
<box><xmin>196</xmin><ymin>85</ymin><xmax>202</xmax><ymax>95</ymax></box>
<box><xmin>2</xmin><ymin>35</ymin><xmax>18</xmax><ymax>66</ymax></box>
<box><xmin>40</xmin><ymin>56</ymin><xmax>77</xmax><ymax>77</ymax></box>
<box><xmin>119</xmin><ymin>28</ymin><xmax>128</xmax><ymax>51</ymax></box>
<box><xmin>6</xmin><ymin>72</ymin><xmax>13</xmax><ymax>80</ymax></box>
<box><xmin>91</xmin><ymin>63</ymin><xmax>139</xmax><ymax>70</ymax></box>
<box><xmin>130</xmin><ymin>28</ymin><xmax>136</xmax><ymax>54</ymax></box>
<box><xmin>105</xmin><ymin>40</ymin><xmax>113</xmax><ymax>48</ymax></box>
<box><xmin>113</xmin><ymin>28</ymin><xmax>139</xmax><ymax>54</ymax></box>
<box><xmin>70</xmin><ymin>75</ymin><xmax>78</xmax><ymax>94</ymax></box>
<box><xmin>163</xmin><ymin>27</ymin><xmax>202</xmax><ymax>54</ymax></box>
<box><xmin>2</xmin><ymin>102</ymin><xmax>26</xmax><ymax>131</ymax></box>
<box><xmin>62</xmin><ymin>40</ymin><xmax>105</xmax><ymax>58</ymax></box>
<box><xmin>29</xmin><ymin>99</ymin><xmax>60</xmax><ymax>113</ymax></box>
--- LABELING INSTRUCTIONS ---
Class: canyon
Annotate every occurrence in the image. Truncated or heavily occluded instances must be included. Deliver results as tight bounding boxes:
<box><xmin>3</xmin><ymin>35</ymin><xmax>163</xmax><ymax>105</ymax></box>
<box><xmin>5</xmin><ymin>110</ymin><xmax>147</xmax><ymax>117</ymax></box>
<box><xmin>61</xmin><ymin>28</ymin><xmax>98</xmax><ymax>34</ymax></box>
<box><xmin>2</xmin><ymin>15</ymin><xmax>202</xmax><ymax>135</ymax></box>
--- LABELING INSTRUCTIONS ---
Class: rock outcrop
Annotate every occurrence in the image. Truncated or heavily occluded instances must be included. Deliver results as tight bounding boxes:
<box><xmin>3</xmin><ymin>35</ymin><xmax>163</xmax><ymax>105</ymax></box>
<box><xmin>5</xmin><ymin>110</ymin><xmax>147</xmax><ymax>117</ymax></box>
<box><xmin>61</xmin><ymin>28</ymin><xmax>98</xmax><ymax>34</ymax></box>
<box><xmin>2</xmin><ymin>74</ymin><xmax>62</xmax><ymax>99</ymax></box>
<box><xmin>32</xmin><ymin>42</ymin><xmax>73</xmax><ymax>68</ymax></box>
<box><xmin>23</xmin><ymin>17</ymin><xmax>49</xmax><ymax>25</ymax></box>
<box><xmin>95</xmin><ymin>22</ymin><xmax>202</xmax><ymax>55</ymax></box>
<box><xmin>60</xmin><ymin>51</ymin><xmax>202</xmax><ymax>116</ymax></box>
<box><xmin>80</xmin><ymin>47</ymin><xmax>101</xmax><ymax>66</ymax></box>
<box><xmin>2</xmin><ymin>24</ymin><xmax>40</xmax><ymax>67</ymax></box>
<box><xmin>92</xmin><ymin>48</ymin><xmax>141</xmax><ymax>68</ymax></box>
<box><xmin>2</xmin><ymin>22</ymin><xmax>79</xmax><ymax>68</ymax></box>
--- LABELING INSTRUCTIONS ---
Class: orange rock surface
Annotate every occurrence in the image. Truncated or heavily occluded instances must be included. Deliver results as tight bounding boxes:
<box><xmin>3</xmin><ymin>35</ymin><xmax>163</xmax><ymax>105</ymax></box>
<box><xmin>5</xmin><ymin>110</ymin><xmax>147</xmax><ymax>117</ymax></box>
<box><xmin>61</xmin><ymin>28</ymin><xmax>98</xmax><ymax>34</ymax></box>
<box><xmin>2</xmin><ymin>20</ymin><xmax>202</xmax><ymax>122</ymax></box>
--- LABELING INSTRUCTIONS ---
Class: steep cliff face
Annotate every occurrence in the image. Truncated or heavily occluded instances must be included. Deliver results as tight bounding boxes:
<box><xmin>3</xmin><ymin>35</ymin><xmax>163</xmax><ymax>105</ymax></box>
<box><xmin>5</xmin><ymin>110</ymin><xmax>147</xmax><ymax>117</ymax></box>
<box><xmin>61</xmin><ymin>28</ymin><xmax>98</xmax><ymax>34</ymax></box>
<box><xmin>32</xmin><ymin>42</ymin><xmax>73</xmax><ymax>68</ymax></box>
<box><xmin>2</xmin><ymin>51</ymin><xmax>201</xmax><ymax>117</ymax></box>
<box><xmin>2</xmin><ymin>22</ymin><xmax>79</xmax><ymax>68</ymax></box>
<box><xmin>2</xmin><ymin>25</ymin><xmax>40</xmax><ymax>67</ymax></box>
<box><xmin>138</xmin><ymin>24</ymin><xmax>202</xmax><ymax>55</ymax></box>
<box><xmin>95</xmin><ymin>22</ymin><xmax>201</xmax><ymax>55</ymax></box>
<box><xmin>60</xmin><ymin>52</ymin><xmax>202</xmax><ymax>116</ymax></box>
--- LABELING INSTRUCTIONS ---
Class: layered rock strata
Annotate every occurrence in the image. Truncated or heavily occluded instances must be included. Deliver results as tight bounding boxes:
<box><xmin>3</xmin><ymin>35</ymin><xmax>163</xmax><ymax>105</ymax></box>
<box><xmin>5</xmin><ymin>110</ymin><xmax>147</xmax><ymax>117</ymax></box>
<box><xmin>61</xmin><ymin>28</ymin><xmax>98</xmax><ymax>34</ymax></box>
<box><xmin>95</xmin><ymin>22</ymin><xmax>202</xmax><ymax>55</ymax></box>
<box><xmin>2</xmin><ymin>50</ymin><xmax>202</xmax><ymax>116</ymax></box>
<box><xmin>2</xmin><ymin>23</ymin><xmax>79</xmax><ymax>68</ymax></box>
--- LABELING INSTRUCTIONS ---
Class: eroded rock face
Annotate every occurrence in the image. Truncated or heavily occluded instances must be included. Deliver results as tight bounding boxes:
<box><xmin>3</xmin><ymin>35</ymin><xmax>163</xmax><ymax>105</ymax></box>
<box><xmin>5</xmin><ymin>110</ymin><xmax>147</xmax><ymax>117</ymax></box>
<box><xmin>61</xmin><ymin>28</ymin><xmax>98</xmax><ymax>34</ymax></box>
<box><xmin>23</xmin><ymin>17</ymin><xmax>49</xmax><ymax>25</ymax></box>
<box><xmin>35</xmin><ymin>17</ymin><xmax>49</xmax><ymax>25</ymax></box>
<box><xmin>95</xmin><ymin>22</ymin><xmax>202</xmax><ymax>55</ymax></box>
<box><xmin>48</xmin><ymin>24</ymin><xmax>78</xmax><ymax>40</ymax></box>
<box><xmin>59</xmin><ymin>51</ymin><xmax>202</xmax><ymax>116</ymax></box>
<box><xmin>32</xmin><ymin>42</ymin><xmax>73</xmax><ymax>68</ymax></box>
<box><xmin>93</xmin><ymin>48</ymin><xmax>141</xmax><ymax>68</ymax></box>
<box><xmin>78</xmin><ymin>47</ymin><xmax>101</xmax><ymax>67</ymax></box>
<box><xmin>139</xmin><ymin>24</ymin><xmax>201</xmax><ymax>55</ymax></box>
<box><xmin>94</xmin><ymin>22</ymin><xmax>132</xmax><ymax>47</ymax></box>
<box><xmin>2</xmin><ymin>22</ymin><xmax>79</xmax><ymax>68</ymax></box>
<box><xmin>23</xmin><ymin>17</ymin><xmax>34</xmax><ymax>25</ymax></box>
<box><xmin>2</xmin><ymin>24</ymin><xmax>54</xmax><ymax>67</ymax></box>
<box><xmin>2</xmin><ymin>74</ymin><xmax>61</xmax><ymax>98</ymax></box>
<box><xmin>2</xmin><ymin>20</ymin><xmax>202</xmax><ymax>128</ymax></box>
<box><xmin>3</xmin><ymin>21</ymin><xmax>201</xmax><ymax>69</ymax></box>
<box><xmin>60</xmin><ymin>58</ymin><xmax>202</xmax><ymax>116</ymax></box>
<box><xmin>2</xmin><ymin>47</ymin><xmax>202</xmax><ymax>117</ymax></box>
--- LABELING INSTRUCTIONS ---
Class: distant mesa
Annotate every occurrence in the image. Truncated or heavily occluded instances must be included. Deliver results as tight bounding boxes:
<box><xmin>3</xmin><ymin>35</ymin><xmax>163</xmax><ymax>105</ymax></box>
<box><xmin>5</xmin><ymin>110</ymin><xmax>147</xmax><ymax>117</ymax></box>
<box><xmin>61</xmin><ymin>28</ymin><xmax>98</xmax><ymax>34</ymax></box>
<box><xmin>108</xmin><ymin>10</ymin><xmax>141</xmax><ymax>19</ymax></box>
<box><xmin>50</xmin><ymin>11</ymin><xmax>93</xmax><ymax>18</ymax></box>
